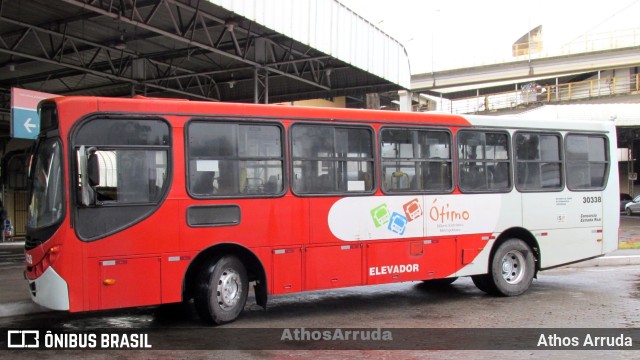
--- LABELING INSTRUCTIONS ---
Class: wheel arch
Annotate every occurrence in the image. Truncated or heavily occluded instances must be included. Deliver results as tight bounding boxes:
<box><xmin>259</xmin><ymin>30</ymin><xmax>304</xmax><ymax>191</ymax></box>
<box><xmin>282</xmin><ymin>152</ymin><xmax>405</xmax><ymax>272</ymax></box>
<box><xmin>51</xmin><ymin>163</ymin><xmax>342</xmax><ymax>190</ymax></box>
<box><xmin>183</xmin><ymin>242</ymin><xmax>268</xmax><ymax>308</ymax></box>
<box><xmin>491</xmin><ymin>227</ymin><xmax>541</xmax><ymax>274</ymax></box>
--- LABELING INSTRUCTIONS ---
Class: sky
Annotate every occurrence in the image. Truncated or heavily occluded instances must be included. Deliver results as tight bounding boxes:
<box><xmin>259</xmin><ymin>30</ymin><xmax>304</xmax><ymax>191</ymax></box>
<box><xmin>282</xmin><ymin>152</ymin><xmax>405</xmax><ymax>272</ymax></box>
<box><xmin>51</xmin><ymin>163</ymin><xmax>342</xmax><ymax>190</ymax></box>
<box><xmin>338</xmin><ymin>0</ymin><xmax>640</xmax><ymax>74</ymax></box>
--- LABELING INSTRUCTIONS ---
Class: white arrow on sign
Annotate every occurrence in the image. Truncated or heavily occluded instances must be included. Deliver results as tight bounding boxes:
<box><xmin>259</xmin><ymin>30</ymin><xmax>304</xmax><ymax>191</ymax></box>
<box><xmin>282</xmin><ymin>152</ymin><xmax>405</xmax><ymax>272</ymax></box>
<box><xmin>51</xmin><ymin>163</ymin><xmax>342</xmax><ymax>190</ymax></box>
<box><xmin>24</xmin><ymin>118</ymin><xmax>37</xmax><ymax>133</ymax></box>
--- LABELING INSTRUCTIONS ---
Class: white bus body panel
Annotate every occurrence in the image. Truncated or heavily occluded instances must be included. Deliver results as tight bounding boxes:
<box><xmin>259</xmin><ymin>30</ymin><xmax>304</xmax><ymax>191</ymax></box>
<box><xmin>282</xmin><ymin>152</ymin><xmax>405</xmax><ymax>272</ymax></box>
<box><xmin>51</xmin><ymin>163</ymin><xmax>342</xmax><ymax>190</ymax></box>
<box><xmin>327</xmin><ymin>114</ymin><xmax>619</xmax><ymax>276</ymax></box>
<box><xmin>464</xmin><ymin>114</ymin><xmax>620</xmax><ymax>269</ymax></box>
<box><xmin>29</xmin><ymin>266</ymin><xmax>70</xmax><ymax>311</ymax></box>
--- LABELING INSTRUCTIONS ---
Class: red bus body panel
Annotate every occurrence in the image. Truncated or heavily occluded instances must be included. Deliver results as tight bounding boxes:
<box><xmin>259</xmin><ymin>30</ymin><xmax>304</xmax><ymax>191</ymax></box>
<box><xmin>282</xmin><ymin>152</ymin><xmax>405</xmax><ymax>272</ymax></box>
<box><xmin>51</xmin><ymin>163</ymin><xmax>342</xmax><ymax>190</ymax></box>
<box><xmin>26</xmin><ymin>96</ymin><xmax>483</xmax><ymax>312</ymax></box>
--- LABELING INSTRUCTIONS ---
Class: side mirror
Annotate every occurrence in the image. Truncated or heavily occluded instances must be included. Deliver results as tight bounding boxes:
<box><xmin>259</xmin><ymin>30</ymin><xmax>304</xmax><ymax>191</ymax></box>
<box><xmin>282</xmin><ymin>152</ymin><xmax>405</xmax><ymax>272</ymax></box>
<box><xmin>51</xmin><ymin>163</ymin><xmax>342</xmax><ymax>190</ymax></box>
<box><xmin>87</xmin><ymin>152</ymin><xmax>100</xmax><ymax>187</ymax></box>
<box><xmin>78</xmin><ymin>146</ymin><xmax>97</xmax><ymax>206</ymax></box>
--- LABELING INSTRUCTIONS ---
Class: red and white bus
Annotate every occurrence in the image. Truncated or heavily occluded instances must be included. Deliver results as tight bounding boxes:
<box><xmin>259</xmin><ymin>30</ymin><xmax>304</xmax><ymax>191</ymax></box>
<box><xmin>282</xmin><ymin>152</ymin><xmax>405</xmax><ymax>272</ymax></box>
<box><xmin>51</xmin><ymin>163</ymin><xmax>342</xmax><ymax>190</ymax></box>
<box><xmin>25</xmin><ymin>96</ymin><xmax>619</xmax><ymax>324</ymax></box>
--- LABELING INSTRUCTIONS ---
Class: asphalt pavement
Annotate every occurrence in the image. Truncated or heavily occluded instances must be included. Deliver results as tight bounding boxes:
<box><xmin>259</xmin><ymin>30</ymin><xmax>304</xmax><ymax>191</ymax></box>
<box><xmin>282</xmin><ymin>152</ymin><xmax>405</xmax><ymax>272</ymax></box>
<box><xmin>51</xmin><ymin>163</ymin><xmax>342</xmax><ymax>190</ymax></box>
<box><xmin>1</xmin><ymin>219</ymin><xmax>639</xmax><ymax>318</ymax></box>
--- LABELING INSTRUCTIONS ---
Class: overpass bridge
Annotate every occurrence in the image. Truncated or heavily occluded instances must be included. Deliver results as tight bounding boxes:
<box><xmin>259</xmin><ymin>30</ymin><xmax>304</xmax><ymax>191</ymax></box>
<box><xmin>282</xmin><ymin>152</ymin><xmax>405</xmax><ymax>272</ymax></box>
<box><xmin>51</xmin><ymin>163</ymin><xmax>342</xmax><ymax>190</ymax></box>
<box><xmin>409</xmin><ymin>44</ymin><xmax>640</xmax><ymax>116</ymax></box>
<box><xmin>412</xmin><ymin>46</ymin><xmax>640</xmax><ymax>93</ymax></box>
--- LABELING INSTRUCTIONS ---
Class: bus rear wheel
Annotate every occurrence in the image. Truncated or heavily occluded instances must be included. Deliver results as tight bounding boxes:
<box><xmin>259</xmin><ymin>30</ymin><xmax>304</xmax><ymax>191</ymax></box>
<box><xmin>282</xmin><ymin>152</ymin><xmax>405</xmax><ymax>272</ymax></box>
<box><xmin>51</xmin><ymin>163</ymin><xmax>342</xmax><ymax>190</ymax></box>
<box><xmin>471</xmin><ymin>274</ymin><xmax>497</xmax><ymax>294</ymax></box>
<box><xmin>195</xmin><ymin>255</ymin><xmax>248</xmax><ymax>325</ymax></box>
<box><xmin>486</xmin><ymin>239</ymin><xmax>535</xmax><ymax>296</ymax></box>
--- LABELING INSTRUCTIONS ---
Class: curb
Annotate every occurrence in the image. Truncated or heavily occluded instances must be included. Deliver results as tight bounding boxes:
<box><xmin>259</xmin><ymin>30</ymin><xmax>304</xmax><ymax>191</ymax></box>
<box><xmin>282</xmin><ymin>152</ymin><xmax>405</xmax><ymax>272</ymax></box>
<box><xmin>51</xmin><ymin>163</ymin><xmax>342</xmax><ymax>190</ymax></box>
<box><xmin>566</xmin><ymin>255</ymin><xmax>640</xmax><ymax>268</ymax></box>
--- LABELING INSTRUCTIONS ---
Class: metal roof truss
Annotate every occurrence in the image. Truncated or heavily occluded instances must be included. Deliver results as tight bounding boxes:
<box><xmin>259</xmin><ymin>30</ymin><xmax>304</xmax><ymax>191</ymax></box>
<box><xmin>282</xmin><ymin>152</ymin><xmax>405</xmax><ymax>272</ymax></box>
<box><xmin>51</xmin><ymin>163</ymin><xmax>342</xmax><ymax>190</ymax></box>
<box><xmin>0</xmin><ymin>0</ymin><xmax>351</xmax><ymax>103</ymax></box>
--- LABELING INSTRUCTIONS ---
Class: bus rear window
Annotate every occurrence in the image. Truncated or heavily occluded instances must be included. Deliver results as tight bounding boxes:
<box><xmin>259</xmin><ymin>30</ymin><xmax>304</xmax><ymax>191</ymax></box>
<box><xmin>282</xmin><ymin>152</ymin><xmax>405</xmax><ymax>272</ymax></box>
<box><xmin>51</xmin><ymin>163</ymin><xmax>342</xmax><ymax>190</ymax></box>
<box><xmin>515</xmin><ymin>132</ymin><xmax>563</xmax><ymax>191</ymax></box>
<box><xmin>566</xmin><ymin>134</ymin><xmax>609</xmax><ymax>190</ymax></box>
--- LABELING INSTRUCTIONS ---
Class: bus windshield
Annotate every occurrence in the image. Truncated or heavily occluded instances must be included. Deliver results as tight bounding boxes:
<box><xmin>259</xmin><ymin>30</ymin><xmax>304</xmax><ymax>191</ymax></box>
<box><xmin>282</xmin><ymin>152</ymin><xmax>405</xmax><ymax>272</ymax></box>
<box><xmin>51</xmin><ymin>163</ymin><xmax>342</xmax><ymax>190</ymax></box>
<box><xmin>28</xmin><ymin>138</ymin><xmax>64</xmax><ymax>229</ymax></box>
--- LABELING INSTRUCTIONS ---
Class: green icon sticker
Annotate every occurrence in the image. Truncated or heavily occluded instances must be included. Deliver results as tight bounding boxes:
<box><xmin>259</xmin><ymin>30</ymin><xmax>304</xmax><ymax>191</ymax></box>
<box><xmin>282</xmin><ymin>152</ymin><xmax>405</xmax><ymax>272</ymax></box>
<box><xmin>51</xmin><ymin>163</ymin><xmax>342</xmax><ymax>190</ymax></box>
<box><xmin>370</xmin><ymin>203</ymin><xmax>391</xmax><ymax>228</ymax></box>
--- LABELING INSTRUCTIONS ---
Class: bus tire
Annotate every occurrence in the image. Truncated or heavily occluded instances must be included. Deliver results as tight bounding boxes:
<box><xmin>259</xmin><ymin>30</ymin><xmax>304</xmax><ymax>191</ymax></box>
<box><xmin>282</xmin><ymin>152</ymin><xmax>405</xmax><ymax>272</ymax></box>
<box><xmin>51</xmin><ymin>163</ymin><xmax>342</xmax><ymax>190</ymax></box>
<box><xmin>488</xmin><ymin>239</ymin><xmax>535</xmax><ymax>296</ymax></box>
<box><xmin>195</xmin><ymin>255</ymin><xmax>248</xmax><ymax>325</ymax></box>
<box><xmin>471</xmin><ymin>274</ymin><xmax>497</xmax><ymax>294</ymax></box>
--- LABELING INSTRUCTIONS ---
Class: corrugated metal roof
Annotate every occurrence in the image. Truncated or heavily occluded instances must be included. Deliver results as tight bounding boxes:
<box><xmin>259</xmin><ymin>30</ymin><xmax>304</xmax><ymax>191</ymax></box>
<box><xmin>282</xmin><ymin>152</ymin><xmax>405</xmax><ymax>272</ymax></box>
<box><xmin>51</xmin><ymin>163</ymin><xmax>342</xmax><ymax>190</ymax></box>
<box><xmin>1</xmin><ymin>0</ymin><xmax>410</xmax><ymax>134</ymax></box>
<box><xmin>211</xmin><ymin>0</ymin><xmax>411</xmax><ymax>89</ymax></box>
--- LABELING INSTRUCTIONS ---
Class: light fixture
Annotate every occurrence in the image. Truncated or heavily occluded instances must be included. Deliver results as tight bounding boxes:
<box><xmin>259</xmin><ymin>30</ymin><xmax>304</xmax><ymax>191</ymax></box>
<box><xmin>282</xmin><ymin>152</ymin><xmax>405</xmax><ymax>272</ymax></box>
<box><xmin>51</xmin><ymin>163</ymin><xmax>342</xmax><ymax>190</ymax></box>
<box><xmin>114</xmin><ymin>34</ymin><xmax>126</xmax><ymax>50</ymax></box>
<box><xmin>225</xmin><ymin>19</ymin><xmax>237</xmax><ymax>32</ymax></box>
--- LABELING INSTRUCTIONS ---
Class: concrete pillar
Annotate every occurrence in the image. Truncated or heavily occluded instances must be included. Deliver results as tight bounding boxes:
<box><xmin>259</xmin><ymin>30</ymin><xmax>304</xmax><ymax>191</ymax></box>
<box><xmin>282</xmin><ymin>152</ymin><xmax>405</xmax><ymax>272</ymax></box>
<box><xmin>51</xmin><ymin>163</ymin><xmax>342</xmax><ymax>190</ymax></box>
<box><xmin>616</xmin><ymin>68</ymin><xmax>631</xmax><ymax>94</ymax></box>
<box><xmin>365</xmin><ymin>93</ymin><xmax>380</xmax><ymax>110</ymax></box>
<box><xmin>398</xmin><ymin>90</ymin><xmax>412</xmax><ymax>112</ymax></box>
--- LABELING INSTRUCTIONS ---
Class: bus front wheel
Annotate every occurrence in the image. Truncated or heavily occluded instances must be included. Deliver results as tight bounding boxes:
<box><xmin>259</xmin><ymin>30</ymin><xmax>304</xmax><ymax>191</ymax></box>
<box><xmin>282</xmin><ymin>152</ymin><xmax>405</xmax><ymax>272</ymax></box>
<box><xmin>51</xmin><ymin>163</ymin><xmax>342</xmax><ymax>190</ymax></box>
<box><xmin>486</xmin><ymin>239</ymin><xmax>535</xmax><ymax>296</ymax></box>
<box><xmin>195</xmin><ymin>255</ymin><xmax>249</xmax><ymax>325</ymax></box>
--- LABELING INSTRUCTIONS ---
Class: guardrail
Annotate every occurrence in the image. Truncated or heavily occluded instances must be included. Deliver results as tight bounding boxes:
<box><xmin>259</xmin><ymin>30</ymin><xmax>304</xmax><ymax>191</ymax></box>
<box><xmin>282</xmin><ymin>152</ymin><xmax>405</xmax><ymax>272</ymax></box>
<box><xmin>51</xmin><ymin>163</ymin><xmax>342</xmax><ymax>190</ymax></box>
<box><xmin>431</xmin><ymin>74</ymin><xmax>640</xmax><ymax>114</ymax></box>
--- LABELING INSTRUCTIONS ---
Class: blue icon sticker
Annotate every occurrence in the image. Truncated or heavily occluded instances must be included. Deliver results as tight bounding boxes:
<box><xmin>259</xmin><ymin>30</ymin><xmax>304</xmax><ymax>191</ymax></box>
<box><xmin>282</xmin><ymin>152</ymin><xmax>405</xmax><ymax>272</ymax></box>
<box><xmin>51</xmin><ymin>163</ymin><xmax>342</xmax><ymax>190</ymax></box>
<box><xmin>387</xmin><ymin>212</ymin><xmax>408</xmax><ymax>236</ymax></box>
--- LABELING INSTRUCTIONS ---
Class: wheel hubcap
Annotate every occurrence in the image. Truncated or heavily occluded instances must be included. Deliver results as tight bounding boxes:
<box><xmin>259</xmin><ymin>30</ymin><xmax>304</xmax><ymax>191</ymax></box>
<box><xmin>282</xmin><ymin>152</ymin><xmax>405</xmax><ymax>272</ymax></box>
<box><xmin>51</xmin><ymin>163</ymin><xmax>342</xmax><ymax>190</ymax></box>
<box><xmin>217</xmin><ymin>269</ymin><xmax>242</xmax><ymax>310</ymax></box>
<box><xmin>501</xmin><ymin>250</ymin><xmax>526</xmax><ymax>284</ymax></box>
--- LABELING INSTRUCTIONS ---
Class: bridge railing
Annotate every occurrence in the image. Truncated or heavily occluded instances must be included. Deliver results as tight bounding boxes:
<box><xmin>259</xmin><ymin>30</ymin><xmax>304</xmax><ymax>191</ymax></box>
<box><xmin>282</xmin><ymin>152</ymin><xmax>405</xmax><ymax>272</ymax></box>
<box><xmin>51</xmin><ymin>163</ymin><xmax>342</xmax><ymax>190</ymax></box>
<box><xmin>556</xmin><ymin>28</ymin><xmax>640</xmax><ymax>58</ymax></box>
<box><xmin>434</xmin><ymin>73</ymin><xmax>640</xmax><ymax>114</ymax></box>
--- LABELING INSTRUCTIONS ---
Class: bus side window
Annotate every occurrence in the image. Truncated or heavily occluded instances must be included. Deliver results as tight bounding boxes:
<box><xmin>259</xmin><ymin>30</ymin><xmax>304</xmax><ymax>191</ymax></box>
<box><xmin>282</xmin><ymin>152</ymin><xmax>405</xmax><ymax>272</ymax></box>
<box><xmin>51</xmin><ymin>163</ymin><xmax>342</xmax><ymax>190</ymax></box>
<box><xmin>424</xmin><ymin>161</ymin><xmax>452</xmax><ymax>191</ymax></box>
<box><xmin>291</xmin><ymin>124</ymin><xmax>374</xmax><ymax>195</ymax></box>
<box><xmin>264</xmin><ymin>175</ymin><xmax>279</xmax><ymax>194</ymax></box>
<box><xmin>216</xmin><ymin>160</ymin><xmax>237</xmax><ymax>195</ymax></box>
<box><xmin>458</xmin><ymin>130</ymin><xmax>511</xmax><ymax>192</ymax></box>
<box><xmin>187</xmin><ymin>121</ymin><xmax>284</xmax><ymax>197</ymax></box>
<box><xmin>465</xmin><ymin>164</ymin><xmax>484</xmax><ymax>190</ymax></box>
<box><xmin>488</xmin><ymin>162</ymin><xmax>509</xmax><ymax>188</ymax></box>
<box><xmin>192</xmin><ymin>171</ymin><xmax>216</xmax><ymax>195</ymax></box>
<box><xmin>515</xmin><ymin>132</ymin><xmax>563</xmax><ymax>191</ymax></box>
<box><xmin>381</xmin><ymin>127</ymin><xmax>452</xmax><ymax>193</ymax></box>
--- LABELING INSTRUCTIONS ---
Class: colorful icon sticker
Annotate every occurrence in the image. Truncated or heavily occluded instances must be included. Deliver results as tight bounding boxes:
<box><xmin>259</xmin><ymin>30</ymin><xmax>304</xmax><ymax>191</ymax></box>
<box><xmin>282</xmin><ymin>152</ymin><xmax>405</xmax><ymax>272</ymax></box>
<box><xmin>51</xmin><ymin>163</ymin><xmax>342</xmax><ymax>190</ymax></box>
<box><xmin>370</xmin><ymin>198</ymin><xmax>423</xmax><ymax>236</ymax></box>
<box><xmin>370</xmin><ymin>198</ymin><xmax>424</xmax><ymax>235</ymax></box>
<box><xmin>388</xmin><ymin>212</ymin><xmax>408</xmax><ymax>235</ymax></box>
<box><xmin>402</xmin><ymin>198</ymin><xmax>422</xmax><ymax>222</ymax></box>
<box><xmin>370</xmin><ymin>204</ymin><xmax>391</xmax><ymax>228</ymax></box>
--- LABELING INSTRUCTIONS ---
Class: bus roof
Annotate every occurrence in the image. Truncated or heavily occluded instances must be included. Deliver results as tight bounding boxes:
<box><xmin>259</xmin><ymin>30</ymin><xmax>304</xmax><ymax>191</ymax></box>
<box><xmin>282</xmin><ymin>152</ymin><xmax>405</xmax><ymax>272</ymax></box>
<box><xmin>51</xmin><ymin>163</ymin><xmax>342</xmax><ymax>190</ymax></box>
<box><xmin>50</xmin><ymin>96</ymin><xmax>471</xmax><ymax>127</ymax></box>
<box><xmin>48</xmin><ymin>96</ymin><xmax>616</xmax><ymax>132</ymax></box>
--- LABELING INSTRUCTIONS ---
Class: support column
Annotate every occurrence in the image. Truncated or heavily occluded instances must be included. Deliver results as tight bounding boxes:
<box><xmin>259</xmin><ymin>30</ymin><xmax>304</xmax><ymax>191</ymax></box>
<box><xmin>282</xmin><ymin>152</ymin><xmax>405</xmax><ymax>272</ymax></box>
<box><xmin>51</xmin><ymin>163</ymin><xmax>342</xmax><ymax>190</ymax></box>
<box><xmin>616</xmin><ymin>67</ymin><xmax>631</xmax><ymax>94</ymax></box>
<box><xmin>629</xmin><ymin>145</ymin><xmax>635</xmax><ymax>197</ymax></box>
<box><xmin>365</xmin><ymin>93</ymin><xmax>380</xmax><ymax>110</ymax></box>
<box><xmin>398</xmin><ymin>90</ymin><xmax>412</xmax><ymax>112</ymax></box>
<box><xmin>253</xmin><ymin>37</ymin><xmax>269</xmax><ymax>104</ymax></box>
<box><xmin>254</xmin><ymin>67</ymin><xmax>269</xmax><ymax>104</ymax></box>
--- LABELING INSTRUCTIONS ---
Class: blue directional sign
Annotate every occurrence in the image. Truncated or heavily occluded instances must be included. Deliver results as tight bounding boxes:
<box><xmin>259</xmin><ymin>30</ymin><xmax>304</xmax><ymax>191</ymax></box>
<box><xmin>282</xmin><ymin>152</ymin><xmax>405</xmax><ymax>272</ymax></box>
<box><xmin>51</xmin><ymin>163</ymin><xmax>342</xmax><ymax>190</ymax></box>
<box><xmin>10</xmin><ymin>88</ymin><xmax>57</xmax><ymax>140</ymax></box>
<box><xmin>11</xmin><ymin>108</ymin><xmax>40</xmax><ymax>139</ymax></box>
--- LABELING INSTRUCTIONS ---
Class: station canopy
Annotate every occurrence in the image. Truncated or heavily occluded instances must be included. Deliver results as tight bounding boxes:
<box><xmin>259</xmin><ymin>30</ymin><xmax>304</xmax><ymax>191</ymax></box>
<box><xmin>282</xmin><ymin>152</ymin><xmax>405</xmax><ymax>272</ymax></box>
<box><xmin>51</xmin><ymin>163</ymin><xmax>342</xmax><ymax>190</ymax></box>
<box><xmin>0</xmin><ymin>0</ymin><xmax>410</xmax><ymax>131</ymax></box>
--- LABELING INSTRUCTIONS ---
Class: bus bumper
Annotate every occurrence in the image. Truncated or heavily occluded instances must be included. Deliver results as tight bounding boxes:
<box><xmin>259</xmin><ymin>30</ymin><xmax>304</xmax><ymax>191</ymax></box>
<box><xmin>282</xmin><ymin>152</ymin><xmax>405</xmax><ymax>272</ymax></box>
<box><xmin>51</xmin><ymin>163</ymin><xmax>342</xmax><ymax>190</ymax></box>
<box><xmin>27</xmin><ymin>266</ymin><xmax>70</xmax><ymax>311</ymax></box>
